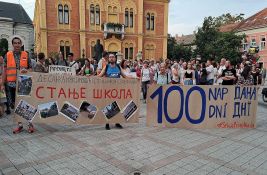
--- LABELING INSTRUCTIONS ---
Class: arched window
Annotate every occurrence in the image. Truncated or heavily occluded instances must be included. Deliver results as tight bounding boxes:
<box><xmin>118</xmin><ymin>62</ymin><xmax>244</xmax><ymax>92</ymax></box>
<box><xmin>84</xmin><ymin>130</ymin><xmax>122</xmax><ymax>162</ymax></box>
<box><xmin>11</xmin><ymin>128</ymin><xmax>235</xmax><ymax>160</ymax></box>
<box><xmin>58</xmin><ymin>4</ymin><xmax>63</xmax><ymax>24</ymax></box>
<box><xmin>59</xmin><ymin>40</ymin><xmax>71</xmax><ymax>59</ymax></box>
<box><xmin>113</xmin><ymin>7</ymin><xmax>118</xmax><ymax>13</ymax></box>
<box><xmin>90</xmin><ymin>4</ymin><xmax>100</xmax><ymax>25</ymax></box>
<box><xmin>125</xmin><ymin>8</ymin><xmax>129</xmax><ymax>27</ymax></box>
<box><xmin>130</xmin><ymin>9</ymin><xmax>134</xmax><ymax>28</ymax></box>
<box><xmin>146</xmin><ymin>13</ymin><xmax>150</xmax><ymax>30</ymax></box>
<box><xmin>124</xmin><ymin>43</ymin><xmax>134</xmax><ymax>60</ymax></box>
<box><xmin>151</xmin><ymin>13</ymin><xmax>155</xmax><ymax>31</ymax></box>
<box><xmin>108</xmin><ymin>6</ymin><xmax>112</xmax><ymax>13</ymax></box>
<box><xmin>95</xmin><ymin>5</ymin><xmax>100</xmax><ymax>25</ymax></box>
<box><xmin>60</xmin><ymin>40</ymin><xmax>65</xmax><ymax>57</ymax></box>
<box><xmin>90</xmin><ymin>4</ymin><xmax>95</xmax><ymax>24</ymax></box>
<box><xmin>64</xmin><ymin>5</ymin><xmax>69</xmax><ymax>24</ymax></box>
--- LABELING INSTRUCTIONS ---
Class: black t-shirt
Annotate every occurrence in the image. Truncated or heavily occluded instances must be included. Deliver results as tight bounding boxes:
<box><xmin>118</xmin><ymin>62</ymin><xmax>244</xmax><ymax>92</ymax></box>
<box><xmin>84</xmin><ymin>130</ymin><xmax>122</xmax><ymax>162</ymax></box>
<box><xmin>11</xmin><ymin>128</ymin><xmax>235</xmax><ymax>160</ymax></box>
<box><xmin>222</xmin><ymin>68</ymin><xmax>237</xmax><ymax>85</ymax></box>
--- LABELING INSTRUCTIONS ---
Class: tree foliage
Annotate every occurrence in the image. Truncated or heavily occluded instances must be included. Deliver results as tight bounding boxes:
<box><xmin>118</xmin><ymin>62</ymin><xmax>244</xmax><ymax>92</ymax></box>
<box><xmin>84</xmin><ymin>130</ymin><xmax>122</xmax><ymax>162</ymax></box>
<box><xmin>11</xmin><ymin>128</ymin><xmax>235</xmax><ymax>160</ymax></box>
<box><xmin>214</xmin><ymin>13</ymin><xmax>244</xmax><ymax>27</ymax></box>
<box><xmin>167</xmin><ymin>34</ymin><xmax>192</xmax><ymax>61</ymax></box>
<box><xmin>194</xmin><ymin>14</ymin><xmax>245</xmax><ymax>65</ymax></box>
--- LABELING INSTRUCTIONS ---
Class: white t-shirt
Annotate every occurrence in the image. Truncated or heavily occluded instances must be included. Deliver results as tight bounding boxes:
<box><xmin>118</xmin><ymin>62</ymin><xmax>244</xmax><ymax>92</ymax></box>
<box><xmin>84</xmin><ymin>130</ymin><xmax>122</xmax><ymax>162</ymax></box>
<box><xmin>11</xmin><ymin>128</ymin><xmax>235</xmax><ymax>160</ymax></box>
<box><xmin>214</xmin><ymin>67</ymin><xmax>218</xmax><ymax>82</ymax></box>
<box><xmin>122</xmin><ymin>67</ymin><xmax>131</xmax><ymax>77</ymax></box>
<box><xmin>70</xmin><ymin>61</ymin><xmax>79</xmax><ymax>71</ymax></box>
<box><xmin>172</xmin><ymin>68</ymin><xmax>180</xmax><ymax>82</ymax></box>
<box><xmin>206</xmin><ymin>65</ymin><xmax>215</xmax><ymax>80</ymax></box>
<box><xmin>150</xmin><ymin>64</ymin><xmax>158</xmax><ymax>72</ymax></box>
<box><xmin>217</xmin><ymin>65</ymin><xmax>226</xmax><ymax>84</ymax></box>
<box><xmin>180</xmin><ymin>68</ymin><xmax>185</xmax><ymax>81</ymax></box>
<box><xmin>141</xmin><ymin>68</ymin><xmax>150</xmax><ymax>82</ymax></box>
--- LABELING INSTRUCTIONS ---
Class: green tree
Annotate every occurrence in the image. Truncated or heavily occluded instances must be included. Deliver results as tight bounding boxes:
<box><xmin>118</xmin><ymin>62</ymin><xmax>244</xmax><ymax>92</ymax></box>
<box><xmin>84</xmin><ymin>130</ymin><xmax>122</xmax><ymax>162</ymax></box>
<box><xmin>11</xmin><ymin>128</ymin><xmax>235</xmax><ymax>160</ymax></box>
<box><xmin>173</xmin><ymin>44</ymin><xmax>192</xmax><ymax>61</ymax></box>
<box><xmin>194</xmin><ymin>15</ymin><xmax>245</xmax><ymax>64</ymax></box>
<box><xmin>194</xmin><ymin>16</ymin><xmax>219</xmax><ymax>61</ymax></box>
<box><xmin>214</xmin><ymin>32</ymin><xmax>245</xmax><ymax>65</ymax></box>
<box><xmin>214</xmin><ymin>13</ymin><xmax>244</xmax><ymax>27</ymax></box>
<box><xmin>167</xmin><ymin>34</ymin><xmax>176</xmax><ymax>59</ymax></box>
<box><xmin>167</xmin><ymin>34</ymin><xmax>192</xmax><ymax>61</ymax></box>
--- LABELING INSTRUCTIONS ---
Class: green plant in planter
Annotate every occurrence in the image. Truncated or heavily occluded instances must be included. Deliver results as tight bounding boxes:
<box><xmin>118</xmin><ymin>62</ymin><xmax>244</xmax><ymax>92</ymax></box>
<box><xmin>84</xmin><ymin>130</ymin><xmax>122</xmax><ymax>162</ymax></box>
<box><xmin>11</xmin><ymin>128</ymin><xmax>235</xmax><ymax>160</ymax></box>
<box><xmin>106</xmin><ymin>22</ymin><xmax>115</xmax><ymax>29</ymax></box>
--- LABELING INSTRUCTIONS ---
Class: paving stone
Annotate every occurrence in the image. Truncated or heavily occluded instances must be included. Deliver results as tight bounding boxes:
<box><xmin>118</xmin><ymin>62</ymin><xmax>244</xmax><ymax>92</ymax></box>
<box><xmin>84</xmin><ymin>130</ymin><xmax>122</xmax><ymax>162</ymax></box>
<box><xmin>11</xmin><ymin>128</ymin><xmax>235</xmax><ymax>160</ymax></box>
<box><xmin>0</xmin><ymin>100</ymin><xmax>267</xmax><ymax>175</ymax></box>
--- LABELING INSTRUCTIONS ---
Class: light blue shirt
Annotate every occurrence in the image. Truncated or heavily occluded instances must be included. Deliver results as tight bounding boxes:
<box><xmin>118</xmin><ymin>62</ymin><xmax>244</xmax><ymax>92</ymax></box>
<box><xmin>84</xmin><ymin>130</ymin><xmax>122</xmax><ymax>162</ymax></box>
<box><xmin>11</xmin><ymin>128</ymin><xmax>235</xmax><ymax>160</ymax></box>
<box><xmin>154</xmin><ymin>72</ymin><xmax>171</xmax><ymax>85</ymax></box>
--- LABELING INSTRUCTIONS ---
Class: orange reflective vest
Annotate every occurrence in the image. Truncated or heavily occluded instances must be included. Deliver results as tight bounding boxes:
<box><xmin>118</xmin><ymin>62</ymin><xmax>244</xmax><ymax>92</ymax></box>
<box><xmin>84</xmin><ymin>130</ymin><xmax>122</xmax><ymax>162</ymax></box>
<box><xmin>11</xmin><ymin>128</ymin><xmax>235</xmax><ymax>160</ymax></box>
<box><xmin>6</xmin><ymin>51</ymin><xmax>28</xmax><ymax>82</ymax></box>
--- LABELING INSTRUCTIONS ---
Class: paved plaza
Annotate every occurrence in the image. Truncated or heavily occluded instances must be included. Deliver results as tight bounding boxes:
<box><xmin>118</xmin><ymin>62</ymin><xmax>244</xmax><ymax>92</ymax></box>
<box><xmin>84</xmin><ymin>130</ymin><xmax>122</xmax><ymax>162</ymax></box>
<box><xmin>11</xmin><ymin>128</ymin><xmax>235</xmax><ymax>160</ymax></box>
<box><xmin>0</xmin><ymin>89</ymin><xmax>267</xmax><ymax>175</ymax></box>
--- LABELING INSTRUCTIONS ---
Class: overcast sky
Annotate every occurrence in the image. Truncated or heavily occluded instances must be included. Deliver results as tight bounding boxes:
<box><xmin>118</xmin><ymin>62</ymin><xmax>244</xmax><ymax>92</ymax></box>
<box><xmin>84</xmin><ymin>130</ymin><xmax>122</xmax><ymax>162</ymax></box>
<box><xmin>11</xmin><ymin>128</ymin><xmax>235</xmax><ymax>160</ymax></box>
<box><xmin>2</xmin><ymin>0</ymin><xmax>267</xmax><ymax>36</ymax></box>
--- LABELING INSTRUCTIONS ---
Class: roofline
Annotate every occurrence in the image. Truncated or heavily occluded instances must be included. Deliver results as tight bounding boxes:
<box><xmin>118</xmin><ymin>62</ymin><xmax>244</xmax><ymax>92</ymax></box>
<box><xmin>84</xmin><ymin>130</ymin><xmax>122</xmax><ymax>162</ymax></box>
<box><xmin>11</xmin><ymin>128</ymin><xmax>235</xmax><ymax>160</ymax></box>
<box><xmin>236</xmin><ymin>24</ymin><xmax>267</xmax><ymax>32</ymax></box>
<box><xmin>0</xmin><ymin>17</ymin><xmax>13</xmax><ymax>22</ymax></box>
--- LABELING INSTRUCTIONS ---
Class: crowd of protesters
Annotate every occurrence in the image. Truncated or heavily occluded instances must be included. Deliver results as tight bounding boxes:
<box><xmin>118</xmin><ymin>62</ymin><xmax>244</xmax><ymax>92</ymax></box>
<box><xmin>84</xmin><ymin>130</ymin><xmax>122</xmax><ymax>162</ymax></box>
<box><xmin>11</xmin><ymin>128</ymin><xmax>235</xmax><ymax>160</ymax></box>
<box><xmin>0</xmin><ymin>36</ymin><xmax>266</xmax><ymax>132</ymax></box>
<box><xmin>19</xmin><ymin>51</ymin><xmax>267</xmax><ymax>103</ymax></box>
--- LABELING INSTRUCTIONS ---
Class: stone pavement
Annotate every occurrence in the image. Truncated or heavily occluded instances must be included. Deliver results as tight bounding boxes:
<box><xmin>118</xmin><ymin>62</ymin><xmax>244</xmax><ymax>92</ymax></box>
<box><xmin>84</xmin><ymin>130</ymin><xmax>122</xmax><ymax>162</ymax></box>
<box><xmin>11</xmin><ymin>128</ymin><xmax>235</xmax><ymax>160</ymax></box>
<box><xmin>0</xmin><ymin>96</ymin><xmax>267</xmax><ymax>175</ymax></box>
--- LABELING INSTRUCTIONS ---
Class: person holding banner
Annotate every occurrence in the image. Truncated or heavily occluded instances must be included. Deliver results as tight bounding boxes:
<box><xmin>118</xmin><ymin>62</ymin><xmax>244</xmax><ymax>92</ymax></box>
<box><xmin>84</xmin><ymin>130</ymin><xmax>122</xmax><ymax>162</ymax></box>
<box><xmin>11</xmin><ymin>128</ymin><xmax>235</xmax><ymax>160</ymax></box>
<box><xmin>98</xmin><ymin>53</ymin><xmax>127</xmax><ymax>130</ymax></box>
<box><xmin>2</xmin><ymin>36</ymin><xmax>34</xmax><ymax>133</ymax></box>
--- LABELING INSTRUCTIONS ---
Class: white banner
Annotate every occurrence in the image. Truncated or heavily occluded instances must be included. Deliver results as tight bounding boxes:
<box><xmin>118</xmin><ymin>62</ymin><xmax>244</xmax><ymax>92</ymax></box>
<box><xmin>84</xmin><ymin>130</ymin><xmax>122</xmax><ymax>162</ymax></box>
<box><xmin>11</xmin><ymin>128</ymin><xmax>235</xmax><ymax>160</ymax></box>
<box><xmin>49</xmin><ymin>65</ymin><xmax>76</xmax><ymax>75</ymax></box>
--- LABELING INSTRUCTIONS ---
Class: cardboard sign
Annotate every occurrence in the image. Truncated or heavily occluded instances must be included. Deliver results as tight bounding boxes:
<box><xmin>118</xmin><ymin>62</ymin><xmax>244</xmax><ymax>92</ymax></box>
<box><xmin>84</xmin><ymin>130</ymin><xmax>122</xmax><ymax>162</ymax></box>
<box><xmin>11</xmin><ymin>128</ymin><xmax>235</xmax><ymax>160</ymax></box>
<box><xmin>15</xmin><ymin>73</ymin><xmax>141</xmax><ymax>125</ymax></box>
<box><xmin>49</xmin><ymin>65</ymin><xmax>76</xmax><ymax>75</ymax></box>
<box><xmin>147</xmin><ymin>85</ymin><xmax>258</xmax><ymax>129</ymax></box>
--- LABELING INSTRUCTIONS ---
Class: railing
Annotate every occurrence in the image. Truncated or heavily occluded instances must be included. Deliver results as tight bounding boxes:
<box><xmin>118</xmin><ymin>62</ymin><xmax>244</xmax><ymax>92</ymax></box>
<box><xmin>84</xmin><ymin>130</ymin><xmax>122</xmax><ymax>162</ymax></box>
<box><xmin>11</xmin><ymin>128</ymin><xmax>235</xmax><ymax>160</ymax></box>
<box><xmin>103</xmin><ymin>23</ymin><xmax>125</xmax><ymax>40</ymax></box>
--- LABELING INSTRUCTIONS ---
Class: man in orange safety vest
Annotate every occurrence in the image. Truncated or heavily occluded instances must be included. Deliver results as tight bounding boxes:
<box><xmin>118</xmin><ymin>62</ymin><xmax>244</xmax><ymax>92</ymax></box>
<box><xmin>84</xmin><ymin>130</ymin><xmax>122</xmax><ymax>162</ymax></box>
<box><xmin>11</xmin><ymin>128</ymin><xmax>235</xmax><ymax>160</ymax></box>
<box><xmin>2</xmin><ymin>36</ymin><xmax>33</xmax><ymax>134</ymax></box>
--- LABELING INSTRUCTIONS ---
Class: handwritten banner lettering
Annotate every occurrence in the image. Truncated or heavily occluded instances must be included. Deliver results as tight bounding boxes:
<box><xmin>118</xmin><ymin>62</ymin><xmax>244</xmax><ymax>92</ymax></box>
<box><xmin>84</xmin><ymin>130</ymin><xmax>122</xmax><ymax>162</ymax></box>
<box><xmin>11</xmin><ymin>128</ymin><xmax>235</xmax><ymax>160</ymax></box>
<box><xmin>15</xmin><ymin>73</ymin><xmax>141</xmax><ymax>125</ymax></box>
<box><xmin>147</xmin><ymin>85</ymin><xmax>258</xmax><ymax>129</ymax></box>
<box><xmin>49</xmin><ymin>65</ymin><xmax>76</xmax><ymax>75</ymax></box>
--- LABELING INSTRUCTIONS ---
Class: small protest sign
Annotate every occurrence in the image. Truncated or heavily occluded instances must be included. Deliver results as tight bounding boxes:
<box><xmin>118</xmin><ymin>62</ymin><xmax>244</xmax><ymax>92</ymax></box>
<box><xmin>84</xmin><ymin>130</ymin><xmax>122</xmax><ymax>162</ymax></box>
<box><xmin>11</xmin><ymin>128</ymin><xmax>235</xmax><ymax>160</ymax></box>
<box><xmin>49</xmin><ymin>65</ymin><xmax>76</xmax><ymax>75</ymax></box>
